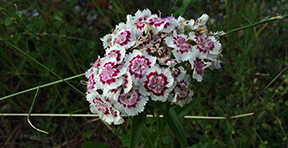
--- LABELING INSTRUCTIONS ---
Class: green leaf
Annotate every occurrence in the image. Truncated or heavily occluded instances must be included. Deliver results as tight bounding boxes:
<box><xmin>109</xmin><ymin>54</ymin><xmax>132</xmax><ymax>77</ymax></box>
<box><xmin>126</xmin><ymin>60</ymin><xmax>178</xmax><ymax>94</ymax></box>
<box><xmin>4</xmin><ymin>17</ymin><xmax>14</xmax><ymax>26</ymax></box>
<box><xmin>114</xmin><ymin>133</ymin><xmax>130</xmax><ymax>147</ymax></box>
<box><xmin>175</xmin><ymin>97</ymin><xmax>206</xmax><ymax>118</ymax></box>
<box><xmin>144</xmin><ymin>131</ymin><xmax>158</xmax><ymax>148</ymax></box>
<box><xmin>82</xmin><ymin>141</ymin><xmax>108</xmax><ymax>148</ymax></box>
<box><xmin>166</xmin><ymin>108</ymin><xmax>188</xmax><ymax>148</ymax></box>
<box><xmin>130</xmin><ymin>110</ymin><xmax>147</xmax><ymax>148</ymax></box>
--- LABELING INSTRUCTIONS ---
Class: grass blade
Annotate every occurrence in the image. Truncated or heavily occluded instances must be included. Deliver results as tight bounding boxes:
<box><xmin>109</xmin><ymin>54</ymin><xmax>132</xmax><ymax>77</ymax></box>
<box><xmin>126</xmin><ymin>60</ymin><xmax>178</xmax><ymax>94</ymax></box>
<box><xmin>130</xmin><ymin>110</ymin><xmax>147</xmax><ymax>148</ymax></box>
<box><xmin>166</xmin><ymin>107</ymin><xmax>188</xmax><ymax>148</ymax></box>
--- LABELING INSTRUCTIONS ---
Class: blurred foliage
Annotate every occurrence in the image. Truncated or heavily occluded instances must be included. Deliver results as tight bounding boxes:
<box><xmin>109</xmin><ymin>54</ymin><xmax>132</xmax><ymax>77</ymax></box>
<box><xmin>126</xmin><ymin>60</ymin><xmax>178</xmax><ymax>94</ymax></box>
<box><xmin>0</xmin><ymin>0</ymin><xmax>287</xmax><ymax>147</ymax></box>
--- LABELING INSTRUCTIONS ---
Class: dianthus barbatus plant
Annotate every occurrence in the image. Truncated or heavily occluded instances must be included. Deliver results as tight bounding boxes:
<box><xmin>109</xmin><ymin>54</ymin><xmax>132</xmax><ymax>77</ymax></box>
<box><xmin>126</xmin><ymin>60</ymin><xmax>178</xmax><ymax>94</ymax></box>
<box><xmin>85</xmin><ymin>9</ymin><xmax>223</xmax><ymax>125</ymax></box>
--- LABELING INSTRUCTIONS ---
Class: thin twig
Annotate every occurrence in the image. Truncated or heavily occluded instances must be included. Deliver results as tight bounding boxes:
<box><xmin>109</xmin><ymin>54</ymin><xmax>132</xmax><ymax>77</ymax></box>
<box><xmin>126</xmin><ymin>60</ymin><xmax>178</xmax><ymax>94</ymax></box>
<box><xmin>0</xmin><ymin>112</ymin><xmax>254</xmax><ymax>119</ymax></box>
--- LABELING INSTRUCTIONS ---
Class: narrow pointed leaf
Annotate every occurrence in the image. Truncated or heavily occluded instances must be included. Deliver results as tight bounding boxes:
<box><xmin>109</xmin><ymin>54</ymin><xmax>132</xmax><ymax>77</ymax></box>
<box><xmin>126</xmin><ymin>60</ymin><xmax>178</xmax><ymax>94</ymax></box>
<box><xmin>130</xmin><ymin>110</ymin><xmax>147</xmax><ymax>148</ymax></box>
<box><xmin>166</xmin><ymin>108</ymin><xmax>188</xmax><ymax>148</ymax></box>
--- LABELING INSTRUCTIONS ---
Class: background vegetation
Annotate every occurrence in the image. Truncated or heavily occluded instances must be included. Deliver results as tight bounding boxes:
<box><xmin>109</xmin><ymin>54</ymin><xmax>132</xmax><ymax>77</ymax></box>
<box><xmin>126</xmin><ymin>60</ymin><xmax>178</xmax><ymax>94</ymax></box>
<box><xmin>0</xmin><ymin>0</ymin><xmax>287</xmax><ymax>147</ymax></box>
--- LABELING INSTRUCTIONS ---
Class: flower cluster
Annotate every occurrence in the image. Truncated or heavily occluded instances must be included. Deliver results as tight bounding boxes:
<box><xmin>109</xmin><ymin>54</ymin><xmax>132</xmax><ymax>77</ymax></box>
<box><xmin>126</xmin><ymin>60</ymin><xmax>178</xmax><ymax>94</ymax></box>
<box><xmin>85</xmin><ymin>9</ymin><xmax>222</xmax><ymax>125</ymax></box>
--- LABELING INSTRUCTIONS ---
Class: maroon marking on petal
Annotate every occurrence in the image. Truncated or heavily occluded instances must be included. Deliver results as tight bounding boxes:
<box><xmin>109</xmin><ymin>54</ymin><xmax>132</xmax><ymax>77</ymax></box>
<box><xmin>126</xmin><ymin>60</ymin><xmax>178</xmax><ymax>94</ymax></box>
<box><xmin>114</xmin><ymin>111</ymin><xmax>118</xmax><ymax>117</ymax></box>
<box><xmin>173</xmin><ymin>36</ymin><xmax>192</xmax><ymax>54</ymax></box>
<box><xmin>118</xmin><ymin>89</ymin><xmax>141</xmax><ymax>109</ymax></box>
<box><xmin>174</xmin><ymin>80</ymin><xmax>190</xmax><ymax>101</ymax></box>
<box><xmin>153</xmin><ymin>20</ymin><xmax>165</xmax><ymax>28</ymax></box>
<box><xmin>111</xmin><ymin>89</ymin><xmax>118</xmax><ymax>93</ymax></box>
<box><xmin>194</xmin><ymin>61</ymin><xmax>207</xmax><ymax>75</ymax></box>
<box><xmin>104</xmin><ymin>108</ymin><xmax>110</xmax><ymax>115</ymax></box>
<box><xmin>108</xmin><ymin>49</ymin><xmax>122</xmax><ymax>62</ymax></box>
<box><xmin>123</xmin><ymin>74</ymin><xmax>129</xmax><ymax>88</ymax></box>
<box><xmin>136</xmin><ymin>22</ymin><xmax>145</xmax><ymax>30</ymax></box>
<box><xmin>128</xmin><ymin>55</ymin><xmax>152</xmax><ymax>79</ymax></box>
<box><xmin>87</xmin><ymin>74</ymin><xmax>96</xmax><ymax>92</ymax></box>
<box><xmin>92</xmin><ymin>97</ymin><xmax>104</xmax><ymax>104</ymax></box>
<box><xmin>173</xmin><ymin>68</ymin><xmax>181</xmax><ymax>78</ymax></box>
<box><xmin>164</xmin><ymin>22</ymin><xmax>170</xmax><ymax>29</ymax></box>
<box><xmin>115</xmin><ymin>31</ymin><xmax>132</xmax><ymax>46</ymax></box>
<box><xmin>93</xmin><ymin>58</ymin><xmax>101</xmax><ymax>68</ymax></box>
<box><xmin>194</xmin><ymin>37</ymin><xmax>215</xmax><ymax>54</ymax></box>
<box><xmin>99</xmin><ymin>62</ymin><xmax>121</xmax><ymax>85</ymax></box>
<box><xmin>196</xmin><ymin>45</ymin><xmax>207</xmax><ymax>53</ymax></box>
<box><xmin>105</xmin><ymin>98</ymin><xmax>111</xmax><ymax>103</ymax></box>
<box><xmin>143</xmin><ymin>71</ymin><xmax>169</xmax><ymax>96</ymax></box>
<box><xmin>104</xmin><ymin>78</ymin><xmax>116</xmax><ymax>85</ymax></box>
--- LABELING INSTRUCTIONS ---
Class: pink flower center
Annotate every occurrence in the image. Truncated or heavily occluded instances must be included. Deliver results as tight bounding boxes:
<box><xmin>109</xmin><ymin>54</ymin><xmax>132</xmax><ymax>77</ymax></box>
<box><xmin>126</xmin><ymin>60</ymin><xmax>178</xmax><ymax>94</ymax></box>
<box><xmin>144</xmin><ymin>71</ymin><xmax>169</xmax><ymax>96</ymax></box>
<box><xmin>115</xmin><ymin>31</ymin><xmax>131</xmax><ymax>46</ymax></box>
<box><xmin>118</xmin><ymin>90</ymin><xmax>141</xmax><ymax>108</ymax></box>
<box><xmin>129</xmin><ymin>55</ymin><xmax>152</xmax><ymax>79</ymax></box>
<box><xmin>100</xmin><ymin>62</ymin><xmax>120</xmax><ymax>85</ymax></box>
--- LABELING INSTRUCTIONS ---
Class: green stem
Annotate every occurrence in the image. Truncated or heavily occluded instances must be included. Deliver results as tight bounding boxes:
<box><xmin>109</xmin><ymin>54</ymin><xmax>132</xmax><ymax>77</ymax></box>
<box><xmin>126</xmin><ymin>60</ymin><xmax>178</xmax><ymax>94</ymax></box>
<box><xmin>0</xmin><ymin>73</ymin><xmax>85</xmax><ymax>101</ymax></box>
<box><xmin>222</xmin><ymin>14</ymin><xmax>288</xmax><ymax>36</ymax></box>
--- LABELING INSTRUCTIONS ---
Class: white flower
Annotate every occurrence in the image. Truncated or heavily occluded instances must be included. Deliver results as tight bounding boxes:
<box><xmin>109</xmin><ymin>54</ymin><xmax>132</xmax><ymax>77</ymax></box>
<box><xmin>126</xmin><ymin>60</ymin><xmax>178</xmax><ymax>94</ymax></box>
<box><xmin>147</xmin><ymin>15</ymin><xmax>175</xmax><ymax>33</ymax></box>
<box><xmin>192</xmin><ymin>60</ymin><xmax>212</xmax><ymax>82</ymax></box>
<box><xmin>163</xmin><ymin>59</ymin><xmax>186</xmax><ymax>82</ymax></box>
<box><xmin>111</xmin><ymin>28</ymin><xmax>136</xmax><ymax>49</ymax></box>
<box><xmin>126</xmin><ymin>9</ymin><xmax>152</xmax><ymax>35</ymax></box>
<box><xmin>165</xmin><ymin>34</ymin><xmax>193</xmax><ymax>61</ymax></box>
<box><xmin>106</xmin><ymin>44</ymin><xmax>126</xmax><ymax>64</ymax></box>
<box><xmin>169</xmin><ymin>75</ymin><xmax>193</xmax><ymax>107</ymax></box>
<box><xmin>87</xmin><ymin>91</ymin><xmax>124</xmax><ymax>125</ymax></box>
<box><xmin>125</xmin><ymin>50</ymin><xmax>156</xmax><ymax>84</ymax></box>
<box><xmin>189</xmin><ymin>34</ymin><xmax>221</xmax><ymax>59</ymax></box>
<box><xmin>140</xmin><ymin>65</ymin><xmax>174</xmax><ymax>102</ymax></box>
<box><xmin>114</xmin><ymin>88</ymin><xmax>148</xmax><ymax>116</ymax></box>
<box><xmin>100</xmin><ymin>34</ymin><xmax>113</xmax><ymax>49</ymax></box>
<box><xmin>97</xmin><ymin>57</ymin><xmax>126</xmax><ymax>90</ymax></box>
